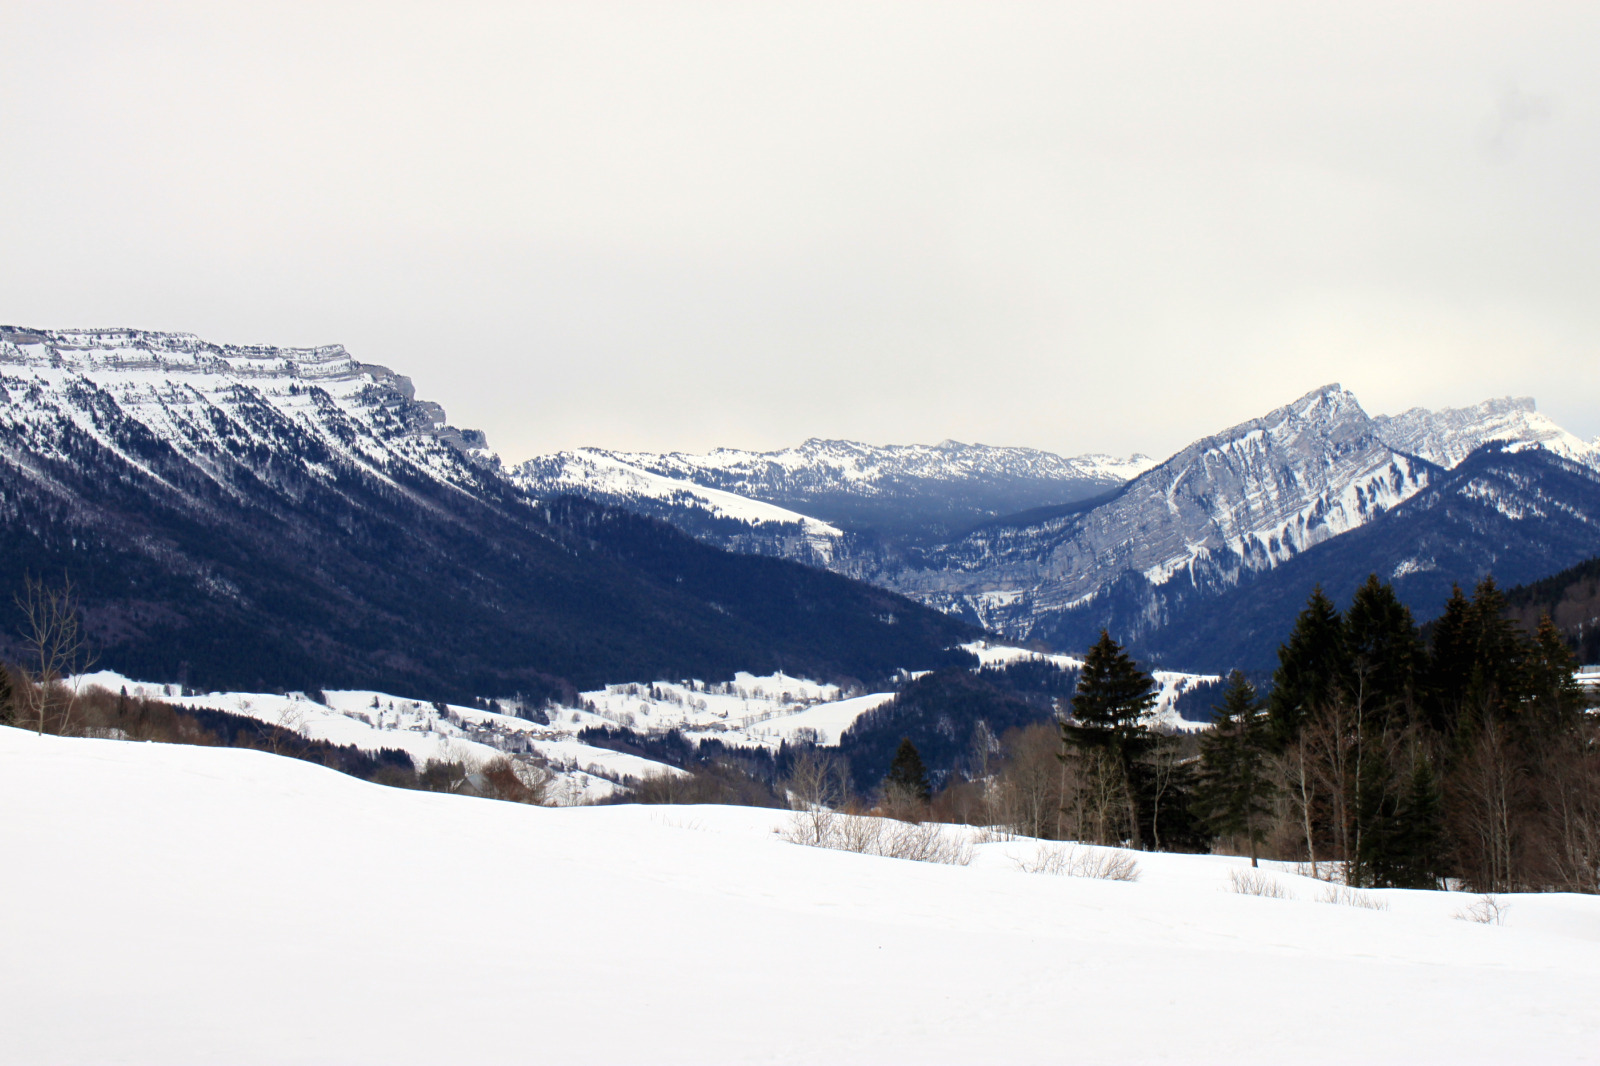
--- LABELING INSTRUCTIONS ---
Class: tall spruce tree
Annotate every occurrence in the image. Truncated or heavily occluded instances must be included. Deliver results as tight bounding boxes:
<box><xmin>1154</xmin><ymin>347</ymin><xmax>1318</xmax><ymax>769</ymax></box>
<box><xmin>1389</xmin><ymin>754</ymin><xmax>1446</xmax><ymax>889</ymax></box>
<box><xmin>884</xmin><ymin>737</ymin><xmax>931</xmax><ymax>803</ymax></box>
<box><xmin>1194</xmin><ymin>671</ymin><xmax>1275</xmax><ymax>866</ymax></box>
<box><xmin>1269</xmin><ymin>586</ymin><xmax>1347</xmax><ymax>745</ymax></box>
<box><xmin>1466</xmin><ymin>577</ymin><xmax>1528</xmax><ymax>722</ymax></box>
<box><xmin>1423</xmin><ymin>584</ymin><xmax>1475</xmax><ymax>734</ymax></box>
<box><xmin>1343</xmin><ymin>574</ymin><xmax>1425</xmax><ymax>728</ymax></box>
<box><xmin>1352</xmin><ymin>746</ymin><xmax>1403</xmax><ymax>888</ymax></box>
<box><xmin>1064</xmin><ymin>631</ymin><xmax>1156</xmax><ymax>849</ymax></box>
<box><xmin>1526</xmin><ymin>614</ymin><xmax>1583</xmax><ymax>730</ymax></box>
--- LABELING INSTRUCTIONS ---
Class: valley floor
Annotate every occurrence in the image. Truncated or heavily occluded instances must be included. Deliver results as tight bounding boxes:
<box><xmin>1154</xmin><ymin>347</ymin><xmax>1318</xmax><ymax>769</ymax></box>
<box><xmin>3</xmin><ymin>726</ymin><xmax>1597</xmax><ymax>1064</ymax></box>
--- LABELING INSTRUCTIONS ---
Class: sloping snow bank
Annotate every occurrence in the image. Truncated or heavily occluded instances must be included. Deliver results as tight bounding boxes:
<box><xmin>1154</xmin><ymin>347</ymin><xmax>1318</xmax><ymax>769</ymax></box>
<box><xmin>4</xmin><ymin>727</ymin><xmax>1598</xmax><ymax>1064</ymax></box>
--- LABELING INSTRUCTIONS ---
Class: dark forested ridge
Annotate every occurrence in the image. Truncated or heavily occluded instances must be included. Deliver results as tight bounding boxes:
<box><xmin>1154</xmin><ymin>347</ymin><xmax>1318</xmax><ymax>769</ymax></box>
<box><xmin>1503</xmin><ymin>555</ymin><xmax>1600</xmax><ymax>664</ymax></box>
<box><xmin>0</xmin><ymin>470</ymin><xmax>975</xmax><ymax>700</ymax></box>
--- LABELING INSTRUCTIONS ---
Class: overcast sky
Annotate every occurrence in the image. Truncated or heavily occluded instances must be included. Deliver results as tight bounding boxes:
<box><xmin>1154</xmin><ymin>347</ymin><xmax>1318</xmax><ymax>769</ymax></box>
<box><xmin>3</xmin><ymin>2</ymin><xmax>1597</xmax><ymax>463</ymax></box>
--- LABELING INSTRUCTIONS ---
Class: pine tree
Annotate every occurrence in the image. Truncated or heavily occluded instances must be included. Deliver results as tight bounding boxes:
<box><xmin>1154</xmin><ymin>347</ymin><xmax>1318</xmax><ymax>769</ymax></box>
<box><xmin>1194</xmin><ymin>671</ymin><xmax>1275</xmax><ymax>866</ymax></box>
<box><xmin>1353</xmin><ymin>746</ymin><xmax>1403</xmax><ymax>888</ymax></box>
<box><xmin>1389</xmin><ymin>754</ymin><xmax>1446</xmax><ymax>889</ymax></box>
<box><xmin>1423</xmin><ymin>584</ymin><xmax>1475</xmax><ymax>734</ymax></box>
<box><xmin>1269</xmin><ymin>586</ymin><xmax>1347</xmax><ymax>745</ymax></box>
<box><xmin>1063</xmin><ymin>631</ymin><xmax>1156</xmax><ymax>849</ymax></box>
<box><xmin>1525</xmin><ymin>613</ymin><xmax>1582</xmax><ymax>730</ymax></box>
<box><xmin>1466</xmin><ymin>576</ymin><xmax>1527</xmax><ymax>722</ymax></box>
<box><xmin>884</xmin><ymin>737</ymin><xmax>931</xmax><ymax>803</ymax></box>
<box><xmin>1343</xmin><ymin>574</ymin><xmax>1424</xmax><ymax>728</ymax></box>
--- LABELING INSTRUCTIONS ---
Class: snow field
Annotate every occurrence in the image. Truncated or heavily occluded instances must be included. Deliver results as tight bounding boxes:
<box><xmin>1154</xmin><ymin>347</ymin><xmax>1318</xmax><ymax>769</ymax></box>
<box><xmin>3</xmin><ymin>726</ymin><xmax>1597</xmax><ymax>1065</ymax></box>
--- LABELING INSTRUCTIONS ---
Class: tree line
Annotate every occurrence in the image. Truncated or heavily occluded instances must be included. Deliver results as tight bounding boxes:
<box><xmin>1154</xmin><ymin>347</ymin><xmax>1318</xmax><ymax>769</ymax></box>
<box><xmin>1208</xmin><ymin>575</ymin><xmax>1597</xmax><ymax>891</ymax></box>
<box><xmin>930</xmin><ymin>574</ymin><xmax>1596</xmax><ymax>892</ymax></box>
<box><xmin>738</xmin><ymin>573</ymin><xmax>1598</xmax><ymax>895</ymax></box>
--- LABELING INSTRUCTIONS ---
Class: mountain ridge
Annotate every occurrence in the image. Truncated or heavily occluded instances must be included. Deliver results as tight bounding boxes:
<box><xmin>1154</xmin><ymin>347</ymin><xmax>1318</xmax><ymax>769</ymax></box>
<box><xmin>0</xmin><ymin>326</ymin><xmax>977</xmax><ymax>698</ymax></box>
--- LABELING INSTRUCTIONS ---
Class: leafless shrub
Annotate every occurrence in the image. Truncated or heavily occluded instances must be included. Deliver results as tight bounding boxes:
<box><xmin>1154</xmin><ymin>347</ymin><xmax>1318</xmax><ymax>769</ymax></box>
<box><xmin>782</xmin><ymin>749</ymin><xmax>850</xmax><ymax>846</ymax></box>
<box><xmin>1293</xmin><ymin>861</ymin><xmax>1344</xmax><ymax>883</ymax></box>
<box><xmin>783</xmin><ymin>812</ymin><xmax>972</xmax><ymax>866</ymax></box>
<box><xmin>1229</xmin><ymin>868</ymin><xmax>1292</xmax><ymax>899</ymax></box>
<box><xmin>835</xmin><ymin>812</ymin><xmax>886</xmax><ymax>855</ymax></box>
<box><xmin>881</xmin><ymin>820</ymin><xmax>974</xmax><ymax>864</ymax></box>
<box><xmin>1014</xmin><ymin>843</ymin><xmax>1141</xmax><ymax>881</ymax></box>
<box><xmin>1317</xmin><ymin>884</ymin><xmax>1390</xmax><ymax>911</ymax></box>
<box><xmin>1454</xmin><ymin>893</ymin><xmax>1510</xmax><ymax>925</ymax></box>
<box><xmin>479</xmin><ymin>756</ymin><xmax>553</xmax><ymax>804</ymax></box>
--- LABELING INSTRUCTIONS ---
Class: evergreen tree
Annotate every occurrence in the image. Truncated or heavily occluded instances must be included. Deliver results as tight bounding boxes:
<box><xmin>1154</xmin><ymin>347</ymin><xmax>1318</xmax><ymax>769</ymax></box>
<box><xmin>1194</xmin><ymin>671</ymin><xmax>1275</xmax><ymax>866</ymax></box>
<box><xmin>1342</xmin><ymin>574</ymin><xmax>1424</xmax><ymax>728</ymax></box>
<box><xmin>1269</xmin><ymin>586</ymin><xmax>1346</xmax><ymax>745</ymax></box>
<box><xmin>1063</xmin><ymin>631</ymin><xmax>1156</xmax><ymax>848</ymax></box>
<box><xmin>1525</xmin><ymin>613</ymin><xmax>1583</xmax><ymax>730</ymax></box>
<box><xmin>1389</xmin><ymin>754</ymin><xmax>1447</xmax><ymax>889</ymax></box>
<box><xmin>1423</xmin><ymin>584</ymin><xmax>1475</xmax><ymax>734</ymax></box>
<box><xmin>1353</xmin><ymin>746</ymin><xmax>1403</xmax><ymax>888</ymax></box>
<box><xmin>884</xmin><ymin>737</ymin><xmax>931</xmax><ymax>803</ymax></box>
<box><xmin>1466</xmin><ymin>576</ymin><xmax>1527</xmax><ymax>722</ymax></box>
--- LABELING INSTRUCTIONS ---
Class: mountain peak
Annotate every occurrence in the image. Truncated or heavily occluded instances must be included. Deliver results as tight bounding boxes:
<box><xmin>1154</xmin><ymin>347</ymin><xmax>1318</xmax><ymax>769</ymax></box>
<box><xmin>1373</xmin><ymin>395</ymin><xmax>1594</xmax><ymax>470</ymax></box>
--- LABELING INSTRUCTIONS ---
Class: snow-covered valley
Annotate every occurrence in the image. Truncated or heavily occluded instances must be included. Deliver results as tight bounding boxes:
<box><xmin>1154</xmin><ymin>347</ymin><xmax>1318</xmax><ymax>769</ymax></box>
<box><xmin>4</xmin><ymin>725</ymin><xmax>1596</xmax><ymax>1064</ymax></box>
<box><xmin>72</xmin><ymin>643</ymin><xmax>1216</xmax><ymax>803</ymax></box>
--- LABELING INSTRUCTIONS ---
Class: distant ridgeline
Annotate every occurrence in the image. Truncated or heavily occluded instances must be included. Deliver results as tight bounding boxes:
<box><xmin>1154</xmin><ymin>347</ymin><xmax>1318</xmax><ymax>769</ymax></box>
<box><xmin>0</xmin><ymin>328</ymin><xmax>976</xmax><ymax>702</ymax></box>
<box><xmin>521</xmin><ymin>387</ymin><xmax>1600</xmax><ymax>674</ymax></box>
<box><xmin>6</xmin><ymin>325</ymin><xmax>1600</xmax><ymax>702</ymax></box>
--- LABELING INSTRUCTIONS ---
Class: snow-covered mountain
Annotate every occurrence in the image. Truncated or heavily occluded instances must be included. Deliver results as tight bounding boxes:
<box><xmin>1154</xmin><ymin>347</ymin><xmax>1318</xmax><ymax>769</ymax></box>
<box><xmin>8</xmin><ymin>324</ymin><xmax>1597</xmax><ymax>681</ymax></box>
<box><xmin>1132</xmin><ymin>443</ymin><xmax>1600</xmax><ymax>669</ymax></box>
<box><xmin>515</xmin><ymin>438</ymin><xmax>1154</xmax><ymax>544</ymax></box>
<box><xmin>601</xmin><ymin>437</ymin><xmax>1154</xmax><ymax>498</ymax></box>
<box><xmin>514</xmin><ymin>447</ymin><xmax>847</xmax><ymax>566</ymax></box>
<box><xmin>515</xmin><ymin>383</ymin><xmax>1600</xmax><ymax>667</ymax></box>
<box><xmin>0</xmin><ymin>325</ymin><xmax>498</xmax><ymax>500</ymax></box>
<box><xmin>1373</xmin><ymin>396</ymin><xmax>1600</xmax><ymax>470</ymax></box>
<box><xmin>887</xmin><ymin>385</ymin><xmax>1435</xmax><ymax>639</ymax></box>
<box><xmin>0</xmin><ymin>326</ymin><xmax>976</xmax><ymax>697</ymax></box>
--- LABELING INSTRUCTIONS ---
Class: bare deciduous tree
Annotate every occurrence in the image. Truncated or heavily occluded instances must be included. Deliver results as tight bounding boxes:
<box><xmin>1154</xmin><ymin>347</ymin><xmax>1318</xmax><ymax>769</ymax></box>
<box><xmin>781</xmin><ymin>748</ymin><xmax>850</xmax><ymax>846</ymax></box>
<box><xmin>1450</xmin><ymin>722</ymin><xmax>1527</xmax><ymax>893</ymax></box>
<box><xmin>14</xmin><ymin>574</ymin><xmax>95</xmax><ymax>736</ymax></box>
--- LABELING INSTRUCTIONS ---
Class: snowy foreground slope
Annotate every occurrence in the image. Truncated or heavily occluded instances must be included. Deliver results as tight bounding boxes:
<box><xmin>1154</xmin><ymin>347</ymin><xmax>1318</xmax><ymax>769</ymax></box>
<box><xmin>6</xmin><ymin>728</ymin><xmax>1598</xmax><ymax>1065</ymax></box>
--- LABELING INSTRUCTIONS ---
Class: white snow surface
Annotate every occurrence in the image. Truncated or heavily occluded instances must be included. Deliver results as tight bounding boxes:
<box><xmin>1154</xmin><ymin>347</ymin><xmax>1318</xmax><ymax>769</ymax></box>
<box><xmin>5</xmin><ymin>726</ymin><xmax>1599</xmax><ymax>1064</ymax></box>
<box><xmin>514</xmin><ymin>447</ymin><xmax>844</xmax><ymax>538</ymax></box>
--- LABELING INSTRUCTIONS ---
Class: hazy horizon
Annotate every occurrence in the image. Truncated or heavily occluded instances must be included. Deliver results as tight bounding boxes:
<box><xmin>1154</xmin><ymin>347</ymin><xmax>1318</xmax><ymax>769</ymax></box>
<box><xmin>3</xmin><ymin>2</ymin><xmax>1597</xmax><ymax>463</ymax></box>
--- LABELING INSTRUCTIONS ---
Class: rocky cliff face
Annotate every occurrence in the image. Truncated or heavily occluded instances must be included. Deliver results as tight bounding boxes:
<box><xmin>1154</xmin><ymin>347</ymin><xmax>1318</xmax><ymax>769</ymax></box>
<box><xmin>1139</xmin><ymin>444</ymin><xmax>1600</xmax><ymax>669</ymax></box>
<box><xmin>0</xmin><ymin>326</ymin><xmax>501</xmax><ymax>507</ymax></box>
<box><xmin>1373</xmin><ymin>396</ymin><xmax>1599</xmax><ymax>471</ymax></box>
<box><xmin>888</xmin><ymin>385</ymin><xmax>1434</xmax><ymax>641</ymax></box>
